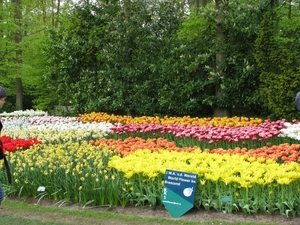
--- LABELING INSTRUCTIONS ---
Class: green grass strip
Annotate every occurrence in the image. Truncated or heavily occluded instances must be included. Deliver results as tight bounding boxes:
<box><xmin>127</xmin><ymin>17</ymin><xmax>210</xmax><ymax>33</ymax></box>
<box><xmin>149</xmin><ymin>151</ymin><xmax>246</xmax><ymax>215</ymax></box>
<box><xmin>0</xmin><ymin>199</ymin><xmax>282</xmax><ymax>225</ymax></box>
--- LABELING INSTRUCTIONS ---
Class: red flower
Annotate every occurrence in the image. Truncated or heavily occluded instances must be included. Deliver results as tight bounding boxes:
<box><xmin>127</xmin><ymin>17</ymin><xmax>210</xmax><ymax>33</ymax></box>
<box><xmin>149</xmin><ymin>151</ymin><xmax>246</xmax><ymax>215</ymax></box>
<box><xmin>0</xmin><ymin>135</ymin><xmax>42</xmax><ymax>153</ymax></box>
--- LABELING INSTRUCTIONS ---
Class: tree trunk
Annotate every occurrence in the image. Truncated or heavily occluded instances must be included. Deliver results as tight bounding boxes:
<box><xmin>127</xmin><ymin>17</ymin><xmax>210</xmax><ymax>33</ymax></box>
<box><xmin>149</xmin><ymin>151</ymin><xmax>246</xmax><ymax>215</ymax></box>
<box><xmin>123</xmin><ymin>0</ymin><xmax>132</xmax><ymax>115</ymax></box>
<box><xmin>51</xmin><ymin>0</ymin><xmax>55</xmax><ymax>28</ymax></box>
<box><xmin>124</xmin><ymin>0</ymin><xmax>132</xmax><ymax>21</ymax></box>
<box><xmin>188</xmin><ymin>0</ymin><xmax>212</xmax><ymax>8</ymax></box>
<box><xmin>213</xmin><ymin>0</ymin><xmax>230</xmax><ymax>117</ymax></box>
<box><xmin>14</xmin><ymin>0</ymin><xmax>23</xmax><ymax>110</ymax></box>
<box><xmin>16</xmin><ymin>77</ymin><xmax>23</xmax><ymax>110</ymax></box>
<box><xmin>55</xmin><ymin>0</ymin><xmax>61</xmax><ymax>28</ymax></box>
<box><xmin>288</xmin><ymin>0</ymin><xmax>291</xmax><ymax>19</ymax></box>
<box><xmin>0</xmin><ymin>0</ymin><xmax>3</xmax><ymax>37</ymax></box>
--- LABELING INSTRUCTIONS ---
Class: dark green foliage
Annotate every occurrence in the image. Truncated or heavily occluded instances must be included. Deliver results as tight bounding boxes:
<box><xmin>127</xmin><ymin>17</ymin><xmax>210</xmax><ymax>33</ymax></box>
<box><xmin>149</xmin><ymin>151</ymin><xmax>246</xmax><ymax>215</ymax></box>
<box><xmin>44</xmin><ymin>1</ymin><xmax>264</xmax><ymax>117</ymax></box>
<box><xmin>40</xmin><ymin>0</ymin><xmax>300</xmax><ymax>119</ymax></box>
<box><xmin>255</xmin><ymin>7</ymin><xmax>300</xmax><ymax>120</ymax></box>
<box><xmin>179</xmin><ymin>3</ymin><xmax>262</xmax><ymax>113</ymax></box>
<box><xmin>44</xmin><ymin>1</ymin><xmax>203</xmax><ymax>116</ymax></box>
<box><xmin>44</xmin><ymin>2</ymin><xmax>121</xmax><ymax>114</ymax></box>
<box><xmin>216</xmin><ymin>3</ymin><xmax>261</xmax><ymax>111</ymax></box>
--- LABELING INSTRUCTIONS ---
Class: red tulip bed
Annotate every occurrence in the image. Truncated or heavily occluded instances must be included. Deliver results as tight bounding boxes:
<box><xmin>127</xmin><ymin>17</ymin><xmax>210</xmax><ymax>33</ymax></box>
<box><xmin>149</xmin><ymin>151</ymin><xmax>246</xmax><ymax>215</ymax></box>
<box><xmin>1</xmin><ymin>112</ymin><xmax>300</xmax><ymax>217</ymax></box>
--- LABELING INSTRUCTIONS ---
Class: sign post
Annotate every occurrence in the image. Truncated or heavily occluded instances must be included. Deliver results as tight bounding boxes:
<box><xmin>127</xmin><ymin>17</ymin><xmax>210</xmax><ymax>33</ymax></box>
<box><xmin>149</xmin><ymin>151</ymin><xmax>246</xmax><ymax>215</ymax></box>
<box><xmin>162</xmin><ymin>169</ymin><xmax>198</xmax><ymax>218</ymax></box>
<box><xmin>221</xmin><ymin>196</ymin><xmax>232</xmax><ymax>213</ymax></box>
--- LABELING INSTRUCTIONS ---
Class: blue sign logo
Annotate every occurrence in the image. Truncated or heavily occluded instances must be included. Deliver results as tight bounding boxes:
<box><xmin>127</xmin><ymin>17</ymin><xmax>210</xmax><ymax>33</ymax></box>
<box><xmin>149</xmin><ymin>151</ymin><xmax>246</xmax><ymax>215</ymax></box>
<box><xmin>162</xmin><ymin>169</ymin><xmax>198</xmax><ymax>218</ymax></box>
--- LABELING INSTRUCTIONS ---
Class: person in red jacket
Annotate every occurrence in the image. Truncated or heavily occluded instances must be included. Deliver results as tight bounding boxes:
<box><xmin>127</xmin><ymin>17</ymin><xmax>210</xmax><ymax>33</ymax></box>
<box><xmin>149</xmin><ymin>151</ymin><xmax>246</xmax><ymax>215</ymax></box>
<box><xmin>0</xmin><ymin>85</ymin><xmax>7</xmax><ymax>208</ymax></box>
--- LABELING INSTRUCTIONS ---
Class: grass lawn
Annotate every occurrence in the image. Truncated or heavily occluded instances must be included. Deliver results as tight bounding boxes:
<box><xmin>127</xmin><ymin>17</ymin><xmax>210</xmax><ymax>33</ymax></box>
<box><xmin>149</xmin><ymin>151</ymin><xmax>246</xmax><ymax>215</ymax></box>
<box><xmin>0</xmin><ymin>198</ymin><xmax>293</xmax><ymax>225</ymax></box>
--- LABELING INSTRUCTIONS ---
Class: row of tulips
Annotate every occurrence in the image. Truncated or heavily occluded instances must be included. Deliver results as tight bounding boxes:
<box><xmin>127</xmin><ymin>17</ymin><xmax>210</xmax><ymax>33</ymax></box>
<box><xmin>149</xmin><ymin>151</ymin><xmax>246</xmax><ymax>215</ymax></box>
<box><xmin>89</xmin><ymin>137</ymin><xmax>200</xmax><ymax>156</ymax></box>
<box><xmin>1</xmin><ymin>111</ymin><xmax>300</xmax><ymax>216</ymax></box>
<box><xmin>106</xmin><ymin>119</ymin><xmax>292</xmax><ymax>150</ymax></box>
<box><xmin>90</xmin><ymin>137</ymin><xmax>300</xmax><ymax>164</ymax></box>
<box><xmin>78</xmin><ymin>112</ymin><xmax>265</xmax><ymax>127</ymax></box>
<box><xmin>0</xmin><ymin>135</ymin><xmax>42</xmax><ymax>152</ymax></box>
<box><xmin>107</xmin><ymin>148</ymin><xmax>300</xmax><ymax>213</ymax></box>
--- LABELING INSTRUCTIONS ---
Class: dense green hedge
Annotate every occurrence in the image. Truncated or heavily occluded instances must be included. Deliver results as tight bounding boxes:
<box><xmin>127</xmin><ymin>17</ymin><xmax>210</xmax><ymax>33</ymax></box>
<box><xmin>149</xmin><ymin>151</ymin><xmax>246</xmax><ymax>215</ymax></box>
<box><xmin>3</xmin><ymin>1</ymin><xmax>299</xmax><ymax>120</ymax></box>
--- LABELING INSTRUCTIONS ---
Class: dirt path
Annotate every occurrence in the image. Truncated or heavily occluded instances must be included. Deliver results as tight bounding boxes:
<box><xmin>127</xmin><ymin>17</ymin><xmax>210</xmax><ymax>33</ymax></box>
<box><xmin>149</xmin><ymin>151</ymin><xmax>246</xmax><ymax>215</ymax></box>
<box><xmin>2</xmin><ymin>197</ymin><xmax>300</xmax><ymax>225</ymax></box>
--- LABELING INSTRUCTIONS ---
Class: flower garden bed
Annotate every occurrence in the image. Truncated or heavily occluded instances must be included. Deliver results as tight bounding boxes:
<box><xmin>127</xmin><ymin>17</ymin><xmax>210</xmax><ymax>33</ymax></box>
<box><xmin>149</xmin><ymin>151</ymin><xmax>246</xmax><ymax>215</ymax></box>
<box><xmin>1</xmin><ymin>111</ymin><xmax>300</xmax><ymax>217</ymax></box>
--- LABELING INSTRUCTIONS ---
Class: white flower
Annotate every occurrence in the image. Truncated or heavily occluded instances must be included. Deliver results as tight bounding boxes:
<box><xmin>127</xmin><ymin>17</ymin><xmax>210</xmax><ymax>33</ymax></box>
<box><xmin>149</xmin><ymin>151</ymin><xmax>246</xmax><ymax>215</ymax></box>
<box><xmin>278</xmin><ymin>122</ymin><xmax>300</xmax><ymax>140</ymax></box>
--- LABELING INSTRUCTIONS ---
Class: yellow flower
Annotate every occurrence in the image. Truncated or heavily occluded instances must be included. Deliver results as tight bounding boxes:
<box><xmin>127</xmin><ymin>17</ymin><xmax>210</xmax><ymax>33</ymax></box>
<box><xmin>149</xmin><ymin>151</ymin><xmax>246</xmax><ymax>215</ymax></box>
<box><xmin>124</xmin><ymin>171</ymin><xmax>133</xmax><ymax>179</ymax></box>
<box><xmin>200</xmin><ymin>179</ymin><xmax>206</xmax><ymax>185</ymax></box>
<box><xmin>256</xmin><ymin>157</ymin><xmax>265</xmax><ymax>163</ymax></box>
<box><xmin>277</xmin><ymin>177</ymin><xmax>291</xmax><ymax>185</ymax></box>
<box><xmin>247</xmin><ymin>157</ymin><xmax>256</xmax><ymax>163</ymax></box>
<box><xmin>255</xmin><ymin>178</ymin><xmax>265</xmax><ymax>185</ymax></box>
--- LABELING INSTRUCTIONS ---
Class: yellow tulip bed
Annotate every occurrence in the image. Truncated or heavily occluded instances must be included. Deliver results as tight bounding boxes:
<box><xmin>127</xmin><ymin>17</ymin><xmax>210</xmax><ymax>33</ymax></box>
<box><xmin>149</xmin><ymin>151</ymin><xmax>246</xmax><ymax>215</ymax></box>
<box><xmin>1</xmin><ymin>112</ymin><xmax>300</xmax><ymax>216</ymax></box>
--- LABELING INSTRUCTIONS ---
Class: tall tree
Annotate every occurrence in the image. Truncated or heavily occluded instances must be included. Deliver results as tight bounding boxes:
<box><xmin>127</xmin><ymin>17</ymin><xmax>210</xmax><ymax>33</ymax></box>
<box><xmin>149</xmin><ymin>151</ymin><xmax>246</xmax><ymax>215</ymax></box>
<box><xmin>0</xmin><ymin>0</ymin><xmax>63</xmax><ymax>111</ymax></box>
<box><xmin>0</xmin><ymin>1</ymin><xmax>16</xmax><ymax>111</ymax></box>
<box><xmin>13</xmin><ymin>0</ymin><xmax>23</xmax><ymax>110</ymax></box>
<box><xmin>213</xmin><ymin>0</ymin><xmax>229</xmax><ymax>116</ymax></box>
<box><xmin>179</xmin><ymin>1</ymin><xmax>262</xmax><ymax>116</ymax></box>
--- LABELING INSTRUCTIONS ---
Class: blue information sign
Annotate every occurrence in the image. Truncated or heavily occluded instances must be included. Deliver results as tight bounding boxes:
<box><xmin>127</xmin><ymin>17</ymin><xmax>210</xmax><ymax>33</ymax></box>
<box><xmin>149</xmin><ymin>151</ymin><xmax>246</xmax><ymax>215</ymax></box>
<box><xmin>162</xmin><ymin>169</ymin><xmax>198</xmax><ymax>218</ymax></box>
